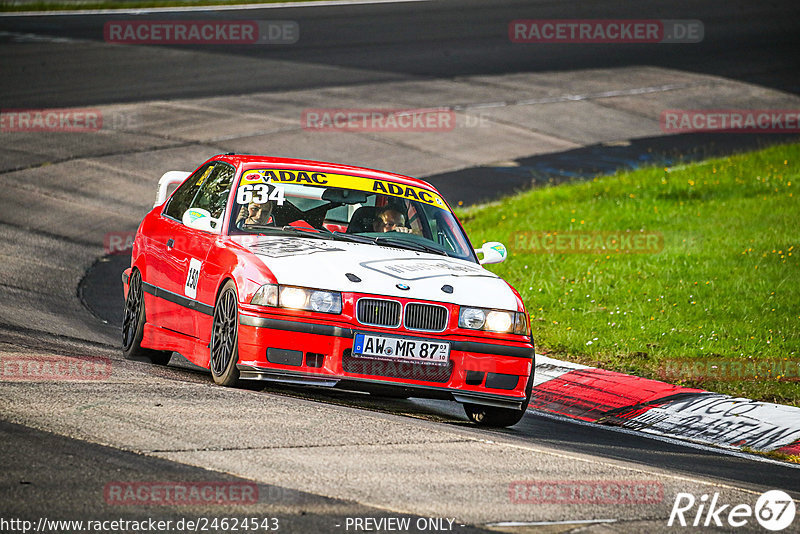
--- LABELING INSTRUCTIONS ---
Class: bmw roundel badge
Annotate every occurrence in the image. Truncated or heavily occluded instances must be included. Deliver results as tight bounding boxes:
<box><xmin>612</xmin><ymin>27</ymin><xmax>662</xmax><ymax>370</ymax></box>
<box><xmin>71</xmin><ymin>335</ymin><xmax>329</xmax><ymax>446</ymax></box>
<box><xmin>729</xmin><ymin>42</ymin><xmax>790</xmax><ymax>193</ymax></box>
<box><xmin>396</xmin><ymin>283</ymin><xmax>410</xmax><ymax>290</ymax></box>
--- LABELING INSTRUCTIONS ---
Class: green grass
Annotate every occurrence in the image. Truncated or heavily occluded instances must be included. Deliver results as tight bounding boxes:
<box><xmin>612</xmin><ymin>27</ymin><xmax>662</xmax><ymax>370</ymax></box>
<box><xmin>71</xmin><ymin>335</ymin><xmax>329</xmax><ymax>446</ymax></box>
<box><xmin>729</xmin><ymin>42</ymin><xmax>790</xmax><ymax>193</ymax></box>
<box><xmin>741</xmin><ymin>447</ymin><xmax>800</xmax><ymax>465</ymax></box>
<box><xmin>459</xmin><ymin>142</ymin><xmax>800</xmax><ymax>406</ymax></box>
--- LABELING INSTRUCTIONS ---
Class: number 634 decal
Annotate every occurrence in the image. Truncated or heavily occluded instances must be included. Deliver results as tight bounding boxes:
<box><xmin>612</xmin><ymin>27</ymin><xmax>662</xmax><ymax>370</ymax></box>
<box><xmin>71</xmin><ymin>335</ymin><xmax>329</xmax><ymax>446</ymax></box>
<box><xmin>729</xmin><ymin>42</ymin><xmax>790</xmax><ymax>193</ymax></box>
<box><xmin>236</xmin><ymin>184</ymin><xmax>285</xmax><ymax>205</ymax></box>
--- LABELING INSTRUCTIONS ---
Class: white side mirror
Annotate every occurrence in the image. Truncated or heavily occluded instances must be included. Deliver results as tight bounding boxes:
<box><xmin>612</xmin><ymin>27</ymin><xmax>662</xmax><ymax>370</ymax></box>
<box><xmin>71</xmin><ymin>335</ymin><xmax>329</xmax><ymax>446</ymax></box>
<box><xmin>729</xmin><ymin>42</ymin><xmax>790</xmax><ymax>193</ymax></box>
<box><xmin>476</xmin><ymin>241</ymin><xmax>507</xmax><ymax>265</ymax></box>
<box><xmin>182</xmin><ymin>208</ymin><xmax>221</xmax><ymax>234</ymax></box>
<box><xmin>154</xmin><ymin>171</ymin><xmax>190</xmax><ymax>207</ymax></box>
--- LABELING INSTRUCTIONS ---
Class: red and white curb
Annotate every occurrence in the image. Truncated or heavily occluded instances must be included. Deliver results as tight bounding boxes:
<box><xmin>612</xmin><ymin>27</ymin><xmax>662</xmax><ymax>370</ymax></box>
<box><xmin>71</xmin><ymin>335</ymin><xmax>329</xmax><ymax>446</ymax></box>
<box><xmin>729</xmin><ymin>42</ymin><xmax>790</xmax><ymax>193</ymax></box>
<box><xmin>531</xmin><ymin>355</ymin><xmax>800</xmax><ymax>456</ymax></box>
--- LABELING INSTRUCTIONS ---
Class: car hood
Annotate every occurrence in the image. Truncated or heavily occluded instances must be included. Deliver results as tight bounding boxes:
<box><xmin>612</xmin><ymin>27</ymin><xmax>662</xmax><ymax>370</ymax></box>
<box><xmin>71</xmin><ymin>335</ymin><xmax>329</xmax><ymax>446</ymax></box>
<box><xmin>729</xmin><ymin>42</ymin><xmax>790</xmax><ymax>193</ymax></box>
<box><xmin>231</xmin><ymin>235</ymin><xmax>519</xmax><ymax>310</ymax></box>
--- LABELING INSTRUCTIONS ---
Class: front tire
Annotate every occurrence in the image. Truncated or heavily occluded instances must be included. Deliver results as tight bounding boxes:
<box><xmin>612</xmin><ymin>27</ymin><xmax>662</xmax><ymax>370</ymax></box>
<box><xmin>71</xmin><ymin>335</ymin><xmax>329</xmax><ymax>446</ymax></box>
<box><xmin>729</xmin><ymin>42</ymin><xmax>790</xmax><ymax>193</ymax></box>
<box><xmin>122</xmin><ymin>269</ymin><xmax>172</xmax><ymax>365</ymax></box>
<box><xmin>463</xmin><ymin>351</ymin><xmax>535</xmax><ymax>428</ymax></box>
<box><xmin>210</xmin><ymin>280</ymin><xmax>240</xmax><ymax>387</ymax></box>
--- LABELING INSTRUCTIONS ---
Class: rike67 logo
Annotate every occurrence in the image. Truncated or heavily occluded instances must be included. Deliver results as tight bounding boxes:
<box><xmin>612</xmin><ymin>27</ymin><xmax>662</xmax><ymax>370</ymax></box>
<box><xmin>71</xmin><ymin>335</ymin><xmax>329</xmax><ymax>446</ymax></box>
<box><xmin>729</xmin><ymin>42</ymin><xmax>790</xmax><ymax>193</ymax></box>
<box><xmin>668</xmin><ymin>490</ymin><xmax>796</xmax><ymax>531</ymax></box>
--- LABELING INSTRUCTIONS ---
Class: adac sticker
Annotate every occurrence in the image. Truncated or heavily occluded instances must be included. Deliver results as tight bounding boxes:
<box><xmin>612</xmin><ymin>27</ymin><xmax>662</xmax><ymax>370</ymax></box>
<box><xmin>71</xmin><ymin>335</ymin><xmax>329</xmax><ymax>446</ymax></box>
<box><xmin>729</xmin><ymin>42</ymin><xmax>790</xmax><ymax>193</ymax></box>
<box><xmin>240</xmin><ymin>169</ymin><xmax>329</xmax><ymax>185</ymax></box>
<box><xmin>240</xmin><ymin>169</ymin><xmax>449</xmax><ymax>211</ymax></box>
<box><xmin>186</xmin><ymin>209</ymin><xmax>206</xmax><ymax>223</ymax></box>
<box><xmin>194</xmin><ymin>166</ymin><xmax>214</xmax><ymax>187</ymax></box>
<box><xmin>491</xmin><ymin>243</ymin><xmax>507</xmax><ymax>258</ymax></box>
<box><xmin>241</xmin><ymin>170</ymin><xmax>268</xmax><ymax>184</ymax></box>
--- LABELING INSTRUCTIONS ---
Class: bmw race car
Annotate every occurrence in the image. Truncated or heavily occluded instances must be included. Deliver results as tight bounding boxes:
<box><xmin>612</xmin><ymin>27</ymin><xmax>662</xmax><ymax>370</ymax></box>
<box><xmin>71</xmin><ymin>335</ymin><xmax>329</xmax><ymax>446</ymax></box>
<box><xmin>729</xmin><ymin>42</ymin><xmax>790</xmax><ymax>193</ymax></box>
<box><xmin>122</xmin><ymin>154</ymin><xmax>535</xmax><ymax>427</ymax></box>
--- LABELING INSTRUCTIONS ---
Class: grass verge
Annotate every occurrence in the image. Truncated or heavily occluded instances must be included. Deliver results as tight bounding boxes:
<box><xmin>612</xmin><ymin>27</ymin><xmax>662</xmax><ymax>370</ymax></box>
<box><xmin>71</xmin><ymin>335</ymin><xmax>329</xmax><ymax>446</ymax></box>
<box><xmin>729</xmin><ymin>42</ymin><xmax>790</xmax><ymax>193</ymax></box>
<box><xmin>459</xmin><ymin>142</ymin><xmax>799</xmax><ymax>406</ymax></box>
<box><xmin>741</xmin><ymin>447</ymin><xmax>800</xmax><ymax>465</ymax></box>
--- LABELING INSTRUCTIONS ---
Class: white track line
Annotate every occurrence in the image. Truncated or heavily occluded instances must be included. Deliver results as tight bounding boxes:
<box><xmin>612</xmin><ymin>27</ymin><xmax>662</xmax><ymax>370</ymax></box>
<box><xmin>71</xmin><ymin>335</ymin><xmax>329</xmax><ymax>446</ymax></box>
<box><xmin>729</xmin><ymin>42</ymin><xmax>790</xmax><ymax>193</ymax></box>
<box><xmin>0</xmin><ymin>30</ymin><xmax>85</xmax><ymax>42</ymax></box>
<box><xmin>486</xmin><ymin>519</ymin><xmax>617</xmax><ymax>527</ymax></box>
<box><xmin>0</xmin><ymin>0</ymin><xmax>431</xmax><ymax>17</ymax></box>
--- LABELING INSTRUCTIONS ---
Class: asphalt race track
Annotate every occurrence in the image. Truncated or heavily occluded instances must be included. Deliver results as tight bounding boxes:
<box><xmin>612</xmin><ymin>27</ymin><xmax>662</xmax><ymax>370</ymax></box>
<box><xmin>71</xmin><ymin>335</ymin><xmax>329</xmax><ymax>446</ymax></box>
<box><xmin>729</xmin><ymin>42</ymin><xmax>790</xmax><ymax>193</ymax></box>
<box><xmin>2</xmin><ymin>0</ymin><xmax>799</xmax><ymax>106</ymax></box>
<box><xmin>1</xmin><ymin>1</ymin><xmax>800</xmax><ymax>532</ymax></box>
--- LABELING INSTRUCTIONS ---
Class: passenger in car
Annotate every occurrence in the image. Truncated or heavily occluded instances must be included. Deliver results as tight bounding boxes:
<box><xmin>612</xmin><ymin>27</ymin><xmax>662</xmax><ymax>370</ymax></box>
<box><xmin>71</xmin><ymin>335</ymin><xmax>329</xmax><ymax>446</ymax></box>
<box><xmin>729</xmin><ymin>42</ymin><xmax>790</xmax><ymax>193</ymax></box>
<box><xmin>372</xmin><ymin>207</ymin><xmax>412</xmax><ymax>233</ymax></box>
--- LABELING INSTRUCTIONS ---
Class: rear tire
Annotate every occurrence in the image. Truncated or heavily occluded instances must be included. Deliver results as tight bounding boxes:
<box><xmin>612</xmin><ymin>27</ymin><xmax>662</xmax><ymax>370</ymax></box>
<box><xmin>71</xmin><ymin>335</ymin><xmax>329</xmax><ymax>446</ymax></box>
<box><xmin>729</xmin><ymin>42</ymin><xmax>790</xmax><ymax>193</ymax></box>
<box><xmin>210</xmin><ymin>280</ymin><xmax>240</xmax><ymax>387</ymax></box>
<box><xmin>463</xmin><ymin>350</ymin><xmax>535</xmax><ymax>428</ymax></box>
<box><xmin>122</xmin><ymin>269</ymin><xmax>172</xmax><ymax>366</ymax></box>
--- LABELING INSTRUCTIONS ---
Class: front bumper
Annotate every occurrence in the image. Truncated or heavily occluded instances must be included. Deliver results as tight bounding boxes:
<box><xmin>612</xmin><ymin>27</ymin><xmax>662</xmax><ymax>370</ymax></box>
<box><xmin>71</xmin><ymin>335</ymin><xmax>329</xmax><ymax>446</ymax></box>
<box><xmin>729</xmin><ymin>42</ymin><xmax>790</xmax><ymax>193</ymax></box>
<box><xmin>236</xmin><ymin>312</ymin><xmax>534</xmax><ymax>409</ymax></box>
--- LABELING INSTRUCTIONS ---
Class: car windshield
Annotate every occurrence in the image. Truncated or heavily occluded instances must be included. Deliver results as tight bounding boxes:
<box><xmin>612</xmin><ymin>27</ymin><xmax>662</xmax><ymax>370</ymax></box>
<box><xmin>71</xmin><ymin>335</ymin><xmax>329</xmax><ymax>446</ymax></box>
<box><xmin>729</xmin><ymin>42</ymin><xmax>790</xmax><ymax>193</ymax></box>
<box><xmin>228</xmin><ymin>168</ymin><xmax>476</xmax><ymax>262</ymax></box>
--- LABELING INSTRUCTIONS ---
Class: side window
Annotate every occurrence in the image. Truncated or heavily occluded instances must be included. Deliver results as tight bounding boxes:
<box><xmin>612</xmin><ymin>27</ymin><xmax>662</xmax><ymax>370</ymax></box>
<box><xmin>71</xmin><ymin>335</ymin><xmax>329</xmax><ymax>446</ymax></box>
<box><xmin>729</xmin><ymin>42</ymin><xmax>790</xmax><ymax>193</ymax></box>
<box><xmin>163</xmin><ymin>164</ymin><xmax>213</xmax><ymax>221</ymax></box>
<box><xmin>191</xmin><ymin>164</ymin><xmax>235</xmax><ymax>219</ymax></box>
<box><xmin>430</xmin><ymin>208</ymin><xmax>469</xmax><ymax>255</ymax></box>
<box><xmin>163</xmin><ymin>163</ymin><xmax>235</xmax><ymax>229</ymax></box>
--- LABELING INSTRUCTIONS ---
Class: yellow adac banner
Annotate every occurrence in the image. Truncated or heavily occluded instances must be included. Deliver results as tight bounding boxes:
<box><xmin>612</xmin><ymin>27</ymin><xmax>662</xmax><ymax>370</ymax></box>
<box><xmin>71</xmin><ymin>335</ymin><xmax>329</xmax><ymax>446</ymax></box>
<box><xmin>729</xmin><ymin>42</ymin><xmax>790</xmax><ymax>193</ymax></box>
<box><xmin>241</xmin><ymin>169</ymin><xmax>449</xmax><ymax>210</ymax></box>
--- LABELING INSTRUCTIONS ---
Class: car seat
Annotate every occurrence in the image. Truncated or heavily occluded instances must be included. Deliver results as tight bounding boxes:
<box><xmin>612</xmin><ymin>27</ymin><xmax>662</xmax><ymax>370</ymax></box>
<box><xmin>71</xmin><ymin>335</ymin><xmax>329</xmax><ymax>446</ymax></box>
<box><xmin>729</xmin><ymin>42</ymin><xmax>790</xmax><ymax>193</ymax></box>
<box><xmin>346</xmin><ymin>206</ymin><xmax>379</xmax><ymax>233</ymax></box>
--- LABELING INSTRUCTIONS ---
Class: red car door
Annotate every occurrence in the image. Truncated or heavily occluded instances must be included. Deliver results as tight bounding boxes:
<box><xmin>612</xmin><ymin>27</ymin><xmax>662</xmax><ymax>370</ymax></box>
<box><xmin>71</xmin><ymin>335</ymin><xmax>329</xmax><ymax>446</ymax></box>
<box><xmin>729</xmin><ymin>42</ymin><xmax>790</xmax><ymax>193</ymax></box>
<box><xmin>144</xmin><ymin>162</ymin><xmax>235</xmax><ymax>340</ymax></box>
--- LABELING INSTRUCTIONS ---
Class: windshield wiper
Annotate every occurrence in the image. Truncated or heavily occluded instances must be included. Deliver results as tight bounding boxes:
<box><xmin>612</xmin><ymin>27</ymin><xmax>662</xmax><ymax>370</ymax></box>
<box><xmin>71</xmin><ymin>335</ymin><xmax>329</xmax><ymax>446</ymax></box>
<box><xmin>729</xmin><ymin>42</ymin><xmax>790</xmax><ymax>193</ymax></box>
<box><xmin>374</xmin><ymin>236</ymin><xmax>449</xmax><ymax>256</ymax></box>
<box><xmin>280</xmin><ymin>225</ymin><xmax>335</xmax><ymax>239</ymax></box>
<box><xmin>245</xmin><ymin>225</ymin><xmax>331</xmax><ymax>240</ymax></box>
<box><xmin>332</xmin><ymin>232</ymin><xmax>447</xmax><ymax>256</ymax></box>
<box><xmin>331</xmin><ymin>232</ymin><xmax>377</xmax><ymax>245</ymax></box>
<box><xmin>250</xmin><ymin>227</ymin><xmax>449</xmax><ymax>257</ymax></box>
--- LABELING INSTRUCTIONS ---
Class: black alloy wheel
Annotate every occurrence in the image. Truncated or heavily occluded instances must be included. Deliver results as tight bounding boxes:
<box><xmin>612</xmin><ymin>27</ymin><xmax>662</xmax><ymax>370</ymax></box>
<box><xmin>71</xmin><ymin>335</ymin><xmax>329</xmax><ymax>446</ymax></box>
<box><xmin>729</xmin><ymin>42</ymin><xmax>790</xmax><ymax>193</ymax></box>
<box><xmin>122</xmin><ymin>269</ymin><xmax>171</xmax><ymax>365</ymax></box>
<box><xmin>210</xmin><ymin>280</ymin><xmax>240</xmax><ymax>386</ymax></box>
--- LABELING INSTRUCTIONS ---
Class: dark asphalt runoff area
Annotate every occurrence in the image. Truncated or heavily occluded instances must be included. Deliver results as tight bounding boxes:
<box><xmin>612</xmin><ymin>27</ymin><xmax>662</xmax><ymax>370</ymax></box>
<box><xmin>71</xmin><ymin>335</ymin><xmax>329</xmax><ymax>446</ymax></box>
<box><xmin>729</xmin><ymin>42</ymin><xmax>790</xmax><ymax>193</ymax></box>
<box><xmin>1</xmin><ymin>0</ymin><xmax>799</xmax><ymax>108</ymax></box>
<box><xmin>1</xmin><ymin>419</ymin><xmax>493</xmax><ymax>534</ymax></box>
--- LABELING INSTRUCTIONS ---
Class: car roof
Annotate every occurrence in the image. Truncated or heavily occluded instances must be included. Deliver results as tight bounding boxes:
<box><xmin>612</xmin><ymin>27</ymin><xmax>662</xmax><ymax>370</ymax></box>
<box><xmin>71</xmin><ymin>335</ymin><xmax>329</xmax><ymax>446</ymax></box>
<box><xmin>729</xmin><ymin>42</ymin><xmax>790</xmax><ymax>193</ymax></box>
<box><xmin>211</xmin><ymin>154</ymin><xmax>438</xmax><ymax>192</ymax></box>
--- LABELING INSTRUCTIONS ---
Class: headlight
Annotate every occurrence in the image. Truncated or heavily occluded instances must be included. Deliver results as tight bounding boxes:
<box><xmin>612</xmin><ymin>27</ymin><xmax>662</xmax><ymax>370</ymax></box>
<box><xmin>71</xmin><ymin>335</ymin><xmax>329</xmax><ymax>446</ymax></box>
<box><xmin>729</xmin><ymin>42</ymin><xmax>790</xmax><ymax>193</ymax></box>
<box><xmin>251</xmin><ymin>284</ymin><xmax>342</xmax><ymax>314</ymax></box>
<box><xmin>486</xmin><ymin>310</ymin><xmax>513</xmax><ymax>332</ymax></box>
<box><xmin>309</xmin><ymin>290</ymin><xmax>340</xmax><ymax>313</ymax></box>
<box><xmin>459</xmin><ymin>306</ymin><xmax>529</xmax><ymax>335</ymax></box>
<box><xmin>459</xmin><ymin>307</ymin><xmax>486</xmax><ymax>329</ymax></box>
<box><xmin>280</xmin><ymin>286</ymin><xmax>308</xmax><ymax>309</ymax></box>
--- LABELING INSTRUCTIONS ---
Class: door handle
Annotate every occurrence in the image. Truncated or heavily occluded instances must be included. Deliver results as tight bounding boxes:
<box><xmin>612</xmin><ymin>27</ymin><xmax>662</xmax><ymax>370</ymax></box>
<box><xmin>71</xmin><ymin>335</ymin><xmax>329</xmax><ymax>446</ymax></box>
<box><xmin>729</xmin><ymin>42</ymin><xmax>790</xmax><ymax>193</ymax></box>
<box><xmin>166</xmin><ymin>239</ymin><xmax>175</xmax><ymax>248</ymax></box>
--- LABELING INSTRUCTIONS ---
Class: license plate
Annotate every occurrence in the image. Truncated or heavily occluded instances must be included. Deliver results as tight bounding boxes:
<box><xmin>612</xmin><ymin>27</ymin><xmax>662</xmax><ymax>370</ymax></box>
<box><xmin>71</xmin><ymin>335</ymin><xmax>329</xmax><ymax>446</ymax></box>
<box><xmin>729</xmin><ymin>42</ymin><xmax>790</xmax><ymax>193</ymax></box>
<box><xmin>353</xmin><ymin>333</ymin><xmax>450</xmax><ymax>366</ymax></box>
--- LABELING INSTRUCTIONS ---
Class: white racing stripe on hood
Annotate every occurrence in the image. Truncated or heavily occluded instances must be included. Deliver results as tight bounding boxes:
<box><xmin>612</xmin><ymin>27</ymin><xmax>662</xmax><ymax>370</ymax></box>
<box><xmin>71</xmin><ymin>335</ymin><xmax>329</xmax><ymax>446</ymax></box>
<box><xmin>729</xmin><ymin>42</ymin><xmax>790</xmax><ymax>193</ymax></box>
<box><xmin>232</xmin><ymin>235</ymin><xmax>519</xmax><ymax>309</ymax></box>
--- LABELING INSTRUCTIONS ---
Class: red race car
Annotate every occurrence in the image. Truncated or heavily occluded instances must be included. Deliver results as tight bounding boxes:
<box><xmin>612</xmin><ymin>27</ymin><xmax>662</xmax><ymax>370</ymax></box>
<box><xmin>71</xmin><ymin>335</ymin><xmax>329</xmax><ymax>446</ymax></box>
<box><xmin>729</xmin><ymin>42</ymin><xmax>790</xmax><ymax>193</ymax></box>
<box><xmin>122</xmin><ymin>154</ymin><xmax>535</xmax><ymax>427</ymax></box>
